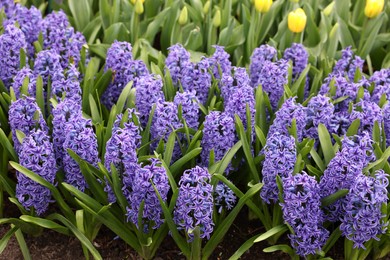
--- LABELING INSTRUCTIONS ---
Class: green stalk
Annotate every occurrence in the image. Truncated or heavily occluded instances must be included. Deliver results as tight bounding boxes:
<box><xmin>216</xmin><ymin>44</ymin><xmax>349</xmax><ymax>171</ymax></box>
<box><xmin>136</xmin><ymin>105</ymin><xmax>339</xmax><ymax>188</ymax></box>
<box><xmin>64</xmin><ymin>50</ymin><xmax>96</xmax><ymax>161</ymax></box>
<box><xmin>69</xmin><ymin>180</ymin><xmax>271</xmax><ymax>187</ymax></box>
<box><xmin>190</xmin><ymin>227</ymin><xmax>202</xmax><ymax>260</ymax></box>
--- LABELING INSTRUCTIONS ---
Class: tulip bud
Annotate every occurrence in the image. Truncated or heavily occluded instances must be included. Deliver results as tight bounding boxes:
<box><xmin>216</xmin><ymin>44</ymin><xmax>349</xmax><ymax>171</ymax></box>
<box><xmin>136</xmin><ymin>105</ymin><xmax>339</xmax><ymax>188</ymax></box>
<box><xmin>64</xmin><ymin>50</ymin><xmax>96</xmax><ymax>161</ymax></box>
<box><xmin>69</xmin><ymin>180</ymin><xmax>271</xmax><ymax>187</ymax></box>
<box><xmin>213</xmin><ymin>10</ymin><xmax>221</xmax><ymax>27</ymax></box>
<box><xmin>323</xmin><ymin>2</ymin><xmax>335</xmax><ymax>16</ymax></box>
<box><xmin>290</xmin><ymin>0</ymin><xmax>299</xmax><ymax>2</ymax></box>
<box><xmin>364</xmin><ymin>0</ymin><xmax>384</xmax><ymax>18</ymax></box>
<box><xmin>178</xmin><ymin>6</ymin><xmax>188</xmax><ymax>25</ymax></box>
<box><xmin>288</xmin><ymin>8</ymin><xmax>307</xmax><ymax>33</ymax></box>
<box><xmin>254</xmin><ymin>0</ymin><xmax>273</xmax><ymax>13</ymax></box>
<box><xmin>134</xmin><ymin>0</ymin><xmax>144</xmax><ymax>14</ymax></box>
<box><xmin>203</xmin><ymin>1</ymin><xmax>211</xmax><ymax>14</ymax></box>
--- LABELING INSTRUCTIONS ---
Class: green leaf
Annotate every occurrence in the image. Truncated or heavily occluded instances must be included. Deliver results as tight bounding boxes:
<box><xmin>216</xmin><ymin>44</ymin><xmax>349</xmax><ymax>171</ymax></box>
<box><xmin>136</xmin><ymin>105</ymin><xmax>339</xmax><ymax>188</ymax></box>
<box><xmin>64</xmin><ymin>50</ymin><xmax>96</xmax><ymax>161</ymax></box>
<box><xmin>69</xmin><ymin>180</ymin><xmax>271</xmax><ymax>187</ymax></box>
<box><xmin>318</xmin><ymin>124</ymin><xmax>335</xmax><ymax>166</ymax></box>
<box><xmin>0</xmin><ymin>226</ymin><xmax>18</xmax><ymax>254</ymax></box>
<box><xmin>48</xmin><ymin>214</ymin><xmax>102</xmax><ymax>260</ymax></box>
<box><xmin>163</xmin><ymin>132</ymin><xmax>176</xmax><ymax>166</ymax></box>
<box><xmin>254</xmin><ymin>225</ymin><xmax>288</xmax><ymax>243</ymax></box>
<box><xmin>14</xmin><ymin>228</ymin><xmax>31</xmax><ymax>260</ymax></box>
<box><xmin>115</xmin><ymin>81</ymin><xmax>133</xmax><ymax>113</ymax></box>
<box><xmin>0</xmin><ymin>129</ymin><xmax>17</xmax><ymax>161</ymax></box>
<box><xmin>19</xmin><ymin>215</ymin><xmax>71</xmax><ymax>236</ymax></box>
<box><xmin>68</xmin><ymin>0</ymin><xmax>91</xmax><ymax>32</ymax></box>
<box><xmin>169</xmin><ymin>148</ymin><xmax>202</xmax><ymax>177</ymax></box>
<box><xmin>321</xmin><ymin>189</ymin><xmax>349</xmax><ymax>207</ymax></box>
<box><xmin>309</xmin><ymin>148</ymin><xmax>325</xmax><ymax>172</ymax></box>
<box><xmin>263</xmin><ymin>244</ymin><xmax>295</xmax><ymax>257</ymax></box>
<box><xmin>346</xmin><ymin>119</ymin><xmax>360</xmax><ymax>136</ymax></box>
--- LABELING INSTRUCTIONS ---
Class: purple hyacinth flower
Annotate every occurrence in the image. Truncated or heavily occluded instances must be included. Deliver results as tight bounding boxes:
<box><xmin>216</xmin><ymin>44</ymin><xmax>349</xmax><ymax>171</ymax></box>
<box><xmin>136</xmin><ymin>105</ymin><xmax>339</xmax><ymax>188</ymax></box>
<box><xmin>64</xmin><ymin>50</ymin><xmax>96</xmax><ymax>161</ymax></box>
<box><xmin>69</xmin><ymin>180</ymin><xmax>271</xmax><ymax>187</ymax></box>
<box><xmin>52</xmin><ymin>98</ymin><xmax>82</xmax><ymax>168</ymax></box>
<box><xmin>102</xmin><ymin>41</ymin><xmax>149</xmax><ymax>108</ymax></box>
<box><xmin>201</xmin><ymin>111</ymin><xmax>236</xmax><ymax>172</ymax></box>
<box><xmin>257</xmin><ymin>59</ymin><xmax>289</xmax><ymax>111</ymax></box>
<box><xmin>261</xmin><ymin>133</ymin><xmax>296</xmax><ymax>204</ymax></box>
<box><xmin>0</xmin><ymin>0</ymin><xmax>15</xmax><ymax>17</ymax></box>
<box><xmin>104</xmin><ymin>109</ymin><xmax>141</xmax><ymax>203</ymax></box>
<box><xmin>0</xmin><ymin>24</ymin><xmax>27</xmax><ymax>88</ymax></box>
<box><xmin>41</xmin><ymin>10</ymin><xmax>86</xmax><ymax>68</ymax></box>
<box><xmin>281</xmin><ymin>172</ymin><xmax>329</xmax><ymax>256</ymax></box>
<box><xmin>340</xmin><ymin>170</ymin><xmax>388</xmax><ymax>249</ymax></box>
<box><xmin>34</xmin><ymin>49</ymin><xmax>63</xmax><ymax>87</ymax></box>
<box><xmin>16</xmin><ymin>129</ymin><xmax>57</xmax><ymax>215</ymax></box>
<box><xmin>8</xmin><ymin>96</ymin><xmax>48</xmax><ymax>153</ymax></box>
<box><xmin>126</xmin><ymin>158</ymin><xmax>169</xmax><ymax>232</ymax></box>
<box><xmin>174</xmin><ymin>90</ymin><xmax>199</xmax><ymax>130</ymax></box>
<box><xmin>4</xmin><ymin>4</ymin><xmax>42</xmax><ymax>58</ymax></box>
<box><xmin>250</xmin><ymin>44</ymin><xmax>277</xmax><ymax>87</ymax></box>
<box><xmin>214</xmin><ymin>182</ymin><xmax>236</xmax><ymax>214</ymax></box>
<box><xmin>51</xmin><ymin>64</ymin><xmax>82</xmax><ymax>102</ymax></box>
<box><xmin>319</xmin><ymin>133</ymin><xmax>375</xmax><ymax>221</ymax></box>
<box><xmin>332</xmin><ymin>46</ymin><xmax>364</xmax><ymax>81</ymax></box>
<box><xmin>12</xmin><ymin>67</ymin><xmax>36</xmax><ymax>98</ymax></box>
<box><xmin>220</xmin><ymin>66</ymin><xmax>251</xmax><ymax>101</ymax></box>
<box><xmin>206</xmin><ymin>45</ymin><xmax>231</xmax><ymax>79</ymax></box>
<box><xmin>224</xmin><ymin>85</ymin><xmax>255</xmax><ymax>135</ymax></box>
<box><xmin>181</xmin><ymin>58</ymin><xmax>212</xmax><ymax>105</ymax></box>
<box><xmin>370</xmin><ymin>68</ymin><xmax>390</xmax><ymax>104</ymax></box>
<box><xmin>63</xmin><ymin>115</ymin><xmax>99</xmax><ymax>192</ymax></box>
<box><xmin>283</xmin><ymin>43</ymin><xmax>308</xmax><ymax>80</ymax></box>
<box><xmin>165</xmin><ymin>43</ymin><xmax>191</xmax><ymax>85</ymax></box>
<box><xmin>134</xmin><ymin>74</ymin><xmax>164</xmax><ymax>128</ymax></box>
<box><xmin>174</xmin><ymin>166</ymin><xmax>214</xmax><ymax>241</ymax></box>
<box><xmin>383</xmin><ymin>103</ymin><xmax>390</xmax><ymax>146</ymax></box>
<box><xmin>304</xmin><ymin>95</ymin><xmax>334</xmax><ymax>140</ymax></box>
<box><xmin>350</xmin><ymin>100</ymin><xmax>383</xmax><ymax>135</ymax></box>
<box><xmin>268</xmin><ymin>97</ymin><xmax>306</xmax><ymax>141</ymax></box>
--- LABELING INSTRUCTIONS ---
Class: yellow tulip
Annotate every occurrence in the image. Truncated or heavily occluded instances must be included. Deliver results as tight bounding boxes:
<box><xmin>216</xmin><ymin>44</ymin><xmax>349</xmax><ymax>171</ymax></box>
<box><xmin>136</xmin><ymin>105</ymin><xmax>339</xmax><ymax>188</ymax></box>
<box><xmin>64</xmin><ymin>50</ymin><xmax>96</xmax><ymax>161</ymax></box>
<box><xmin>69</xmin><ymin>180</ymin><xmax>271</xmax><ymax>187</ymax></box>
<box><xmin>288</xmin><ymin>8</ymin><xmax>307</xmax><ymax>33</ymax></box>
<box><xmin>364</xmin><ymin>0</ymin><xmax>384</xmax><ymax>18</ymax></box>
<box><xmin>254</xmin><ymin>0</ymin><xmax>273</xmax><ymax>13</ymax></box>
<box><xmin>203</xmin><ymin>1</ymin><xmax>211</xmax><ymax>14</ymax></box>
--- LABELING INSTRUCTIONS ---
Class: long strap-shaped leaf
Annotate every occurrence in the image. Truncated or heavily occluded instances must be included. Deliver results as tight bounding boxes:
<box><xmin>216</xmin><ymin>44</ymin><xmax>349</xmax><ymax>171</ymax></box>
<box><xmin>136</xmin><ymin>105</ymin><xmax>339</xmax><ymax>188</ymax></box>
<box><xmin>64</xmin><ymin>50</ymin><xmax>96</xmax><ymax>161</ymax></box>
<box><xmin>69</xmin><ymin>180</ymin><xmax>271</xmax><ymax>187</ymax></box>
<box><xmin>202</xmin><ymin>183</ymin><xmax>263</xmax><ymax>259</ymax></box>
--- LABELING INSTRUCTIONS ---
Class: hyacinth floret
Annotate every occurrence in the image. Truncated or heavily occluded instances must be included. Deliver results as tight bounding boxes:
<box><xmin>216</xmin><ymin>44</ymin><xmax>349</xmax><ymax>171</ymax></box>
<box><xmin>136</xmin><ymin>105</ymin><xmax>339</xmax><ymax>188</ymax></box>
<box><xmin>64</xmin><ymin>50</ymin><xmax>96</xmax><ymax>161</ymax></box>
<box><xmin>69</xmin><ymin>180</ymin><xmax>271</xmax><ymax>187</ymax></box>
<box><xmin>268</xmin><ymin>97</ymin><xmax>306</xmax><ymax>141</ymax></box>
<box><xmin>16</xmin><ymin>129</ymin><xmax>56</xmax><ymax>215</ymax></box>
<box><xmin>52</xmin><ymin>98</ymin><xmax>82</xmax><ymax>168</ymax></box>
<box><xmin>165</xmin><ymin>43</ymin><xmax>191</xmax><ymax>85</ymax></box>
<box><xmin>126</xmin><ymin>158</ymin><xmax>169</xmax><ymax>232</ymax></box>
<box><xmin>304</xmin><ymin>95</ymin><xmax>334</xmax><ymax>139</ymax></box>
<box><xmin>12</xmin><ymin>67</ymin><xmax>36</xmax><ymax>98</ymax></box>
<box><xmin>0</xmin><ymin>0</ymin><xmax>15</xmax><ymax>17</ymax></box>
<box><xmin>63</xmin><ymin>116</ymin><xmax>99</xmax><ymax>192</ymax></box>
<box><xmin>174</xmin><ymin>166</ymin><xmax>214</xmax><ymax>241</ymax></box>
<box><xmin>281</xmin><ymin>172</ymin><xmax>329</xmax><ymax>256</ymax></box>
<box><xmin>214</xmin><ymin>182</ymin><xmax>236</xmax><ymax>214</ymax></box>
<box><xmin>16</xmin><ymin>129</ymin><xmax>57</xmax><ymax>215</ymax></box>
<box><xmin>135</xmin><ymin>74</ymin><xmax>164</xmax><ymax>127</ymax></box>
<box><xmin>105</xmin><ymin>109</ymin><xmax>141</xmax><ymax>203</ymax></box>
<box><xmin>250</xmin><ymin>44</ymin><xmax>277</xmax><ymax>87</ymax></box>
<box><xmin>0</xmin><ymin>24</ymin><xmax>27</xmax><ymax>88</ymax></box>
<box><xmin>220</xmin><ymin>66</ymin><xmax>251</xmax><ymax>101</ymax></box>
<box><xmin>257</xmin><ymin>59</ymin><xmax>289</xmax><ymax>110</ymax></box>
<box><xmin>201</xmin><ymin>111</ymin><xmax>236</xmax><ymax>172</ymax></box>
<box><xmin>173</xmin><ymin>90</ymin><xmax>200</xmax><ymax>130</ymax></box>
<box><xmin>261</xmin><ymin>132</ymin><xmax>296</xmax><ymax>204</ymax></box>
<box><xmin>181</xmin><ymin>58</ymin><xmax>212</xmax><ymax>105</ymax></box>
<box><xmin>207</xmin><ymin>45</ymin><xmax>231</xmax><ymax>79</ymax></box>
<box><xmin>340</xmin><ymin>170</ymin><xmax>388</xmax><ymax>249</ymax></box>
<box><xmin>34</xmin><ymin>49</ymin><xmax>63</xmax><ymax>87</ymax></box>
<box><xmin>9</xmin><ymin>96</ymin><xmax>48</xmax><ymax>153</ymax></box>
<box><xmin>51</xmin><ymin>64</ymin><xmax>82</xmax><ymax>102</ymax></box>
<box><xmin>4</xmin><ymin>4</ymin><xmax>42</xmax><ymax>57</ymax></box>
